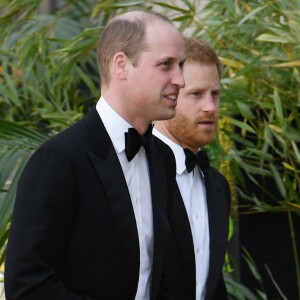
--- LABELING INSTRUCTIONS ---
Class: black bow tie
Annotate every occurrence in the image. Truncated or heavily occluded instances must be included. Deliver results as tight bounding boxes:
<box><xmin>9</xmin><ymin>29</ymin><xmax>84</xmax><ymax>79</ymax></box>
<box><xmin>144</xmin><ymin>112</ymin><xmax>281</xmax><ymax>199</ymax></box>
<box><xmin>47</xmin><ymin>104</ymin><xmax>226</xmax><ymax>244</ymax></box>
<box><xmin>184</xmin><ymin>148</ymin><xmax>209</xmax><ymax>176</ymax></box>
<box><xmin>125</xmin><ymin>125</ymin><xmax>154</xmax><ymax>161</ymax></box>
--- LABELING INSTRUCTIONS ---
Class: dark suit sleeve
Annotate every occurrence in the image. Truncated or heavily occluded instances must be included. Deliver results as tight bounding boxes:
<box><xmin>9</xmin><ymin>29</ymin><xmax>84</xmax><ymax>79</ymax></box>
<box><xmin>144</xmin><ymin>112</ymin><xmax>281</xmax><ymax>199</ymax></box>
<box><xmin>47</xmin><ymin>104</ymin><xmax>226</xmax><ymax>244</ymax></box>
<box><xmin>154</xmin><ymin>138</ymin><xmax>176</xmax><ymax>300</ymax></box>
<box><xmin>4</xmin><ymin>145</ymin><xmax>94</xmax><ymax>300</ymax></box>
<box><xmin>156</xmin><ymin>268</ymin><xmax>170</xmax><ymax>300</ymax></box>
<box><xmin>158</xmin><ymin>166</ymin><xmax>232</xmax><ymax>300</ymax></box>
<box><xmin>213</xmin><ymin>275</ymin><xmax>228</xmax><ymax>300</ymax></box>
<box><xmin>212</xmin><ymin>172</ymin><xmax>231</xmax><ymax>300</ymax></box>
<box><xmin>223</xmin><ymin>174</ymin><xmax>231</xmax><ymax>215</ymax></box>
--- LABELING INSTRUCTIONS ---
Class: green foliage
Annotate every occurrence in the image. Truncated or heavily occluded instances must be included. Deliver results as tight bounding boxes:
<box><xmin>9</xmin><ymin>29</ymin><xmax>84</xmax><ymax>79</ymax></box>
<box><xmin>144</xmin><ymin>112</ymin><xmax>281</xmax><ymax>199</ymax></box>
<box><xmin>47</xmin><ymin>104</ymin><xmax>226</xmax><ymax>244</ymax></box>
<box><xmin>153</xmin><ymin>1</ymin><xmax>300</xmax><ymax>295</ymax></box>
<box><xmin>0</xmin><ymin>120</ymin><xmax>48</xmax><ymax>265</ymax></box>
<box><xmin>156</xmin><ymin>0</ymin><xmax>300</xmax><ymax>213</ymax></box>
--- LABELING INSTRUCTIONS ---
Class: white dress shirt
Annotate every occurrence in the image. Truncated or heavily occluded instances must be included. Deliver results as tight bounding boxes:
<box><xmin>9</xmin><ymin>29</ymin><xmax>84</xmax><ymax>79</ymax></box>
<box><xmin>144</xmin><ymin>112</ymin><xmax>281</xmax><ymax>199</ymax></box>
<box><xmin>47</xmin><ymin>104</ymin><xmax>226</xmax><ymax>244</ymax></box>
<box><xmin>96</xmin><ymin>97</ymin><xmax>153</xmax><ymax>300</ymax></box>
<box><xmin>153</xmin><ymin>127</ymin><xmax>210</xmax><ymax>300</ymax></box>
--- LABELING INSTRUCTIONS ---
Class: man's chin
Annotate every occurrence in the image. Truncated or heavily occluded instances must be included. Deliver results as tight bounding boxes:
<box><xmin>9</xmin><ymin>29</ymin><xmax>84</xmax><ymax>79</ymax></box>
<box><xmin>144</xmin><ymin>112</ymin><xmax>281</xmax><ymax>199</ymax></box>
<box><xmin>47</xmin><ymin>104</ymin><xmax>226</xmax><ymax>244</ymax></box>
<box><xmin>159</xmin><ymin>110</ymin><xmax>176</xmax><ymax>121</ymax></box>
<box><xmin>194</xmin><ymin>134</ymin><xmax>215</xmax><ymax>147</ymax></box>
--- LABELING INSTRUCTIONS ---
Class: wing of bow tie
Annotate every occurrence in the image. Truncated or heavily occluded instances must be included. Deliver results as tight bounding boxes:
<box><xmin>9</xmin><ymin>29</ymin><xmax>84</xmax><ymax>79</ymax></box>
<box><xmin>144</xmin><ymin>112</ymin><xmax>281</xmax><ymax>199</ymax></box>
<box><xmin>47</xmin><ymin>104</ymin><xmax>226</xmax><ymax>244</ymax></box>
<box><xmin>184</xmin><ymin>148</ymin><xmax>210</xmax><ymax>176</ymax></box>
<box><xmin>125</xmin><ymin>124</ymin><xmax>153</xmax><ymax>161</ymax></box>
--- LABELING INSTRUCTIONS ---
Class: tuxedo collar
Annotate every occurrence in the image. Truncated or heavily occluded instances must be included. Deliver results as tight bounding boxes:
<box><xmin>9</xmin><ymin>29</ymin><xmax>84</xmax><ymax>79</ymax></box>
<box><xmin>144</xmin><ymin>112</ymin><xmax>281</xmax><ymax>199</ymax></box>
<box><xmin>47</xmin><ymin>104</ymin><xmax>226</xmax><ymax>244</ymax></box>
<box><xmin>84</xmin><ymin>107</ymin><xmax>170</xmax><ymax>299</ymax></box>
<box><xmin>170</xmin><ymin>183</ymin><xmax>196</xmax><ymax>299</ymax></box>
<box><xmin>153</xmin><ymin>127</ymin><xmax>186</xmax><ymax>175</ymax></box>
<box><xmin>96</xmin><ymin>96</ymin><xmax>131</xmax><ymax>154</ymax></box>
<box><xmin>84</xmin><ymin>107</ymin><xmax>139</xmax><ymax>299</ymax></box>
<box><xmin>171</xmin><ymin>169</ymin><xmax>229</xmax><ymax>300</ymax></box>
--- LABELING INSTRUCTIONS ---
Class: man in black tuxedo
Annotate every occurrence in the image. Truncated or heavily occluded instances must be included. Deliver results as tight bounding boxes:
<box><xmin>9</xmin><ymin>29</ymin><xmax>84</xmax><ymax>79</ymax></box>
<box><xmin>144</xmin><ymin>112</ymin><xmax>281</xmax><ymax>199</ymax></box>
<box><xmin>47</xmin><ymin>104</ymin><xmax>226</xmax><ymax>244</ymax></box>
<box><xmin>4</xmin><ymin>10</ymin><xmax>185</xmax><ymax>300</ymax></box>
<box><xmin>154</xmin><ymin>37</ymin><xmax>231</xmax><ymax>299</ymax></box>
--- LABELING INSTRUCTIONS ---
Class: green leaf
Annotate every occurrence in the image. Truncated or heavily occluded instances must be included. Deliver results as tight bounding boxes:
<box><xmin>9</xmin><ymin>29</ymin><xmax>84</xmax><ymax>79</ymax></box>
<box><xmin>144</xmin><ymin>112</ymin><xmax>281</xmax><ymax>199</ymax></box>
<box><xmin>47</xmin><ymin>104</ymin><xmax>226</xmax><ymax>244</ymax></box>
<box><xmin>236</xmin><ymin>101</ymin><xmax>255</xmax><ymax>119</ymax></box>
<box><xmin>224</xmin><ymin>0</ymin><xmax>235</xmax><ymax>15</ymax></box>
<box><xmin>172</xmin><ymin>15</ymin><xmax>193</xmax><ymax>22</ymax></box>
<box><xmin>269</xmin><ymin>164</ymin><xmax>287</xmax><ymax>199</ymax></box>
<box><xmin>0</xmin><ymin>120</ymin><xmax>48</xmax><ymax>145</ymax></box>
<box><xmin>238</xmin><ymin>6</ymin><xmax>266</xmax><ymax>26</ymax></box>
<box><xmin>273</xmin><ymin>89</ymin><xmax>284</xmax><ymax>125</ymax></box>
<box><xmin>257</xmin><ymin>289</ymin><xmax>268</xmax><ymax>300</ymax></box>
<box><xmin>230</xmin><ymin>149</ymin><xmax>270</xmax><ymax>176</ymax></box>
<box><xmin>224</xmin><ymin>272</ymin><xmax>260</xmax><ymax>299</ymax></box>
<box><xmin>1</xmin><ymin>67</ymin><xmax>19</xmax><ymax>103</ymax></box>
<box><xmin>224</xmin><ymin>116</ymin><xmax>256</xmax><ymax>134</ymax></box>
<box><xmin>292</xmin><ymin>141</ymin><xmax>300</xmax><ymax>162</ymax></box>
<box><xmin>225</xmin><ymin>131</ymin><xmax>255</xmax><ymax>147</ymax></box>
<box><xmin>152</xmin><ymin>2</ymin><xmax>190</xmax><ymax>13</ymax></box>
<box><xmin>76</xmin><ymin>66</ymin><xmax>99</xmax><ymax>98</ymax></box>
<box><xmin>284</xmin><ymin>124</ymin><xmax>300</xmax><ymax>142</ymax></box>
<box><xmin>0</xmin><ymin>149</ymin><xmax>31</xmax><ymax>233</ymax></box>
<box><xmin>228</xmin><ymin>216</ymin><xmax>234</xmax><ymax>241</ymax></box>
<box><xmin>264</xmin><ymin>126</ymin><xmax>273</xmax><ymax>147</ymax></box>
<box><xmin>246</xmin><ymin>148</ymin><xmax>274</xmax><ymax>161</ymax></box>
<box><xmin>95</xmin><ymin>0</ymin><xmax>144</xmax><ymax>9</ymax></box>
<box><xmin>242</xmin><ymin>248</ymin><xmax>262</xmax><ymax>281</ymax></box>
<box><xmin>271</xmin><ymin>60</ymin><xmax>300</xmax><ymax>68</ymax></box>
<box><xmin>256</xmin><ymin>34</ymin><xmax>290</xmax><ymax>43</ymax></box>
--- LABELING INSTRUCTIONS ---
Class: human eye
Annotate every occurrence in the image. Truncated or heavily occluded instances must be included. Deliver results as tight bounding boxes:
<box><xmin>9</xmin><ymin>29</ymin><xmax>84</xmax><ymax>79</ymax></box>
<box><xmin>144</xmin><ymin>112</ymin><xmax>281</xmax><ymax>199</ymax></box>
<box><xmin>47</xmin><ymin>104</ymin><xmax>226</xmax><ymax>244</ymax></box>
<box><xmin>179</xmin><ymin>60</ymin><xmax>185</xmax><ymax>69</ymax></box>
<box><xmin>191</xmin><ymin>91</ymin><xmax>202</xmax><ymax>97</ymax></box>
<box><xmin>160</xmin><ymin>61</ymin><xmax>171</xmax><ymax>68</ymax></box>
<box><xmin>211</xmin><ymin>90</ymin><xmax>220</xmax><ymax>97</ymax></box>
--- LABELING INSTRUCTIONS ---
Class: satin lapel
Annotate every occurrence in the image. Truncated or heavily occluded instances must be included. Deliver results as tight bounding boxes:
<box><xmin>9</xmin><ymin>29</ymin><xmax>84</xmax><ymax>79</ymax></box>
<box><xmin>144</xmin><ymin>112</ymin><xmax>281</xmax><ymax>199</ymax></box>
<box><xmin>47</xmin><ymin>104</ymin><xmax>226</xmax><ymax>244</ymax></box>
<box><xmin>85</xmin><ymin>108</ymin><xmax>139</xmax><ymax>299</ymax></box>
<box><xmin>171</xmin><ymin>183</ymin><xmax>196</xmax><ymax>299</ymax></box>
<box><xmin>205</xmin><ymin>169</ymin><xmax>228</xmax><ymax>299</ymax></box>
<box><xmin>147</xmin><ymin>147</ymin><xmax>170</xmax><ymax>299</ymax></box>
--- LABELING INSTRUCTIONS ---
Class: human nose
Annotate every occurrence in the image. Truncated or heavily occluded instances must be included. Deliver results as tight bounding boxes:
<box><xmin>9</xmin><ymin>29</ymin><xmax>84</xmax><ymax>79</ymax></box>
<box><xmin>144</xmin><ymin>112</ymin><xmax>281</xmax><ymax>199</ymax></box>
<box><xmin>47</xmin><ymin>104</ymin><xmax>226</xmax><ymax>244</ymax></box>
<box><xmin>172</xmin><ymin>68</ymin><xmax>185</xmax><ymax>88</ymax></box>
<box><xmin>202</xmin><ymin>94</ymin><xmax>218</xmax><ymax>113</ymax></box>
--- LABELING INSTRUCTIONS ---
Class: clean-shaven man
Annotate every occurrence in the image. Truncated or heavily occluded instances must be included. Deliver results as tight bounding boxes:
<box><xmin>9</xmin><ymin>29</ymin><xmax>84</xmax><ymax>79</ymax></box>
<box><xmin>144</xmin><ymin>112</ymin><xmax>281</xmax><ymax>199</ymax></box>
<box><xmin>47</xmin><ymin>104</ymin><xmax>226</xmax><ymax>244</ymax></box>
<box><xmin>5</xmin><ymin>10</ymin><xmax>185</xmax><ymax>300</ymax></box>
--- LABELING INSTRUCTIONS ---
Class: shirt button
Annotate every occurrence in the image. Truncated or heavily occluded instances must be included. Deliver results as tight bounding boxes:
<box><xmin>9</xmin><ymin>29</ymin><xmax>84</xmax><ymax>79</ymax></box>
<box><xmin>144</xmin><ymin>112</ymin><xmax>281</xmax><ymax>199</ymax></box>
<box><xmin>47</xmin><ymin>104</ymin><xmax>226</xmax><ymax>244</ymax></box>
<box><xmin>196</xmin><ymin>247</ymin><xmax>200</xmax><ymax>253</ymax></box>
<box><xmin>195</xmin><ymin>214</ymin><xmax>199</xmax><ymax>220</ymax></box>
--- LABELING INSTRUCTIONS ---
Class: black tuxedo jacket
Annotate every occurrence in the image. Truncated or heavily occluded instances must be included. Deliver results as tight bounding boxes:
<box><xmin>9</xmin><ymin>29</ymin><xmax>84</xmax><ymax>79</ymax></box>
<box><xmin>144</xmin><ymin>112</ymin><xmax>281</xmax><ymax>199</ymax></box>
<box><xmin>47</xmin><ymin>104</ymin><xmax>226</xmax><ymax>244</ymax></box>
<box><xmin>159</xmin><ymin>167</ymin><xmax>231</xmax><ymax>300</ymax></box>
<box><xmin>5</xmin><ymin>107</ymin><xmax>176</xmax><ymax>300</ymax></box>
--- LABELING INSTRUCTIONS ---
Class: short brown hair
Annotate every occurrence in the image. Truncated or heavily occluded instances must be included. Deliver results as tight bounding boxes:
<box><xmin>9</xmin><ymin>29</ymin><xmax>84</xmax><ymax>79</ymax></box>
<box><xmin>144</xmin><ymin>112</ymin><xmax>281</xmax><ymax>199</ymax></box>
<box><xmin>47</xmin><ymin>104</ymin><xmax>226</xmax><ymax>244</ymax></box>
<box><xmin>183</xmin><ymin>36</ymin><xmax>222</xmax><ymax>79</ymax></box>
<box><xmin>97</xmin><ymin>11</ymin><xmax>173</xmax><ymax>87</ymax></box>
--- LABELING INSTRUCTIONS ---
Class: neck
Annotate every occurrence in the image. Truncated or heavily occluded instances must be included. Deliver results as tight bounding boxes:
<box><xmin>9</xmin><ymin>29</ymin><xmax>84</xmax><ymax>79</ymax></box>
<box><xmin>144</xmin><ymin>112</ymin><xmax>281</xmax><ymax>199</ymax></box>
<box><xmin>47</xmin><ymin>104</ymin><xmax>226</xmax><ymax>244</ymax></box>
<box><xmin>101</xmin><ymin>90</ymin><xmax>151</xmax><ymax>135</ymax></box>
<box><xmin>154</xmin><ymin>121</ymin><xmax>198</xmax><ymax>153</ymax></box>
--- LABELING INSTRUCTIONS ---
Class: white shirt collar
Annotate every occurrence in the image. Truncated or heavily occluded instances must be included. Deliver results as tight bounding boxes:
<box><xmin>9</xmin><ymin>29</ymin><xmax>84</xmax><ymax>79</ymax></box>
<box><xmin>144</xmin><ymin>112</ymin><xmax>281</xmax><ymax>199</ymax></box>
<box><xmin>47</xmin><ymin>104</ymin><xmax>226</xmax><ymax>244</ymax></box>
<box><xmin>96</xmin><ymin>96</ymin><xmax>131</xmax><ymax>154</ymax></box>
<box><xmin>153</xmin><ymin>127</ymin><xmax>187</xmax><ymax>175</ymax></box>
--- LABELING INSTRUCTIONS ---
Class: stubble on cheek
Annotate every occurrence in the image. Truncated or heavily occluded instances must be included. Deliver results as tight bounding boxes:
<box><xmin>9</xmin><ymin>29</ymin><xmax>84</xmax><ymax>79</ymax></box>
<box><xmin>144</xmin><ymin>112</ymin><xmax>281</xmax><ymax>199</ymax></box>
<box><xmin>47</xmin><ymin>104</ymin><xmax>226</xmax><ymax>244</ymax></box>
<box><xmin>166</xmin><ymin>114</ymin><xmax>199</xmax><ymax>148</ymax></box>
<box><xmin>167</xmin><ymin>114</ymin><xmax>218</xmax><ymax>149</ymax></box>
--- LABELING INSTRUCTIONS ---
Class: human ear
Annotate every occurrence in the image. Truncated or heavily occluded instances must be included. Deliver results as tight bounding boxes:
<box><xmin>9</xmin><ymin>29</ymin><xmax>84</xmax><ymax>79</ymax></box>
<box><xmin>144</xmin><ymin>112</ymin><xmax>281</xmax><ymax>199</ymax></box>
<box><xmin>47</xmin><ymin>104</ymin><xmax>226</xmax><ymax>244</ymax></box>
<box><xmin>111</xmin><ymin>52</ymin><xmax>129</xmax><ymax>80</ymax></box>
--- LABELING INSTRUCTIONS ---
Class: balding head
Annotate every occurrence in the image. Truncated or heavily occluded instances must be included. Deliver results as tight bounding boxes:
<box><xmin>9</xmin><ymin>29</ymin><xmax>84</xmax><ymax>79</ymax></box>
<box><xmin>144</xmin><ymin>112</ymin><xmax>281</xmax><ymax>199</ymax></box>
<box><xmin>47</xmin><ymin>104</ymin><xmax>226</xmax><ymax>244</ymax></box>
<box><xmin>97</xmin><ymin>10</ymin><xmax>174</xmax><ymax>87</ymax></box>
<box><xmin>112</xmin><ymin>10</ymin><xmax>172</xmax><ymax>23</ymax></box>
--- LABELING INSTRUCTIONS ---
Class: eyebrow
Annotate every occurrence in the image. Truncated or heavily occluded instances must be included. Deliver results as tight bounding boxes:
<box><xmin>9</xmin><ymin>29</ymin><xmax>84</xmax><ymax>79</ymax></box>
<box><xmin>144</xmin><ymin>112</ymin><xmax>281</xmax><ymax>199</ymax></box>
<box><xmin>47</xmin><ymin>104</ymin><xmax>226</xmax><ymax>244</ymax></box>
<box><xmin>186</xmin><ymin>86</ymin><xmax>221</xmax><ymax>93</ymax></box>
<box><xmin>158</xmin><ymin>56</ymin><xmax>185</xmax><ymax>62</ymax></box>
